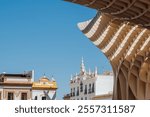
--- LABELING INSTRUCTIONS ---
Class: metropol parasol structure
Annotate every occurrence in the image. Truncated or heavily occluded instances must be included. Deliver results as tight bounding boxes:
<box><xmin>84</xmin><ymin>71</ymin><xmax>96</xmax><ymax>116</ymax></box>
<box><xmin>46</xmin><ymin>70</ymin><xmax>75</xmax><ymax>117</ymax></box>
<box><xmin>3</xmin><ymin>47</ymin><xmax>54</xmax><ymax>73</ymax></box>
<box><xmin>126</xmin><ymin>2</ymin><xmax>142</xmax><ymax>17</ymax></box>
<box><xmin>65</xmin><ymin>0</ymin><xmax>150</xmax><ymax>99</ymax></box>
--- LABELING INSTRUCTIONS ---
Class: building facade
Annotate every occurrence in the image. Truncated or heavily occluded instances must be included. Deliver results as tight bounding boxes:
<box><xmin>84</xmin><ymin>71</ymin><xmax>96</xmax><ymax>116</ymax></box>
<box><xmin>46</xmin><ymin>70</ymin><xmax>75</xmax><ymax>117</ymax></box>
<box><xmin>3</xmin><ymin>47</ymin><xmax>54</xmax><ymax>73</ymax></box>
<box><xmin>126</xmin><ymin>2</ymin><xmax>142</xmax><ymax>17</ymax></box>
<box><xmin>0</xmin><ymin>71</ymin><xmax>57</xmax><ymax>100</ymax></box>
<box><xmin>0</xmin><ymin>71</ymin><xmax>33</xmax><ymax>100</ymax></box>
<box><xmin>32</xmin><ymin>76</ymin><xmax>57</xmax><ymax>100</ymax></box>
<box><xmin>65</xmin><ymin>0</ymin><xmax>150</xmax><ymax>100</ymax></box>
<box><xmin>65</xmin><ymin>58</ymin><xmax>113</xmax><ymax>100</ymax></box>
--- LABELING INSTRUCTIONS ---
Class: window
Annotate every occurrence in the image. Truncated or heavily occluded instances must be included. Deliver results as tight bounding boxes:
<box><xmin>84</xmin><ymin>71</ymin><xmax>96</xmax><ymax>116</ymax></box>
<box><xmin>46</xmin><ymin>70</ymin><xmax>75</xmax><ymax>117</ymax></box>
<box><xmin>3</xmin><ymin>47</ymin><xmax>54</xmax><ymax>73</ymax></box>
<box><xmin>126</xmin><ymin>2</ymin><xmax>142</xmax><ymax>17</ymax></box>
<box><xmin>42</xmin><ymin>96</ymin><xmax>46</xmax><ymax>100</ymax></box>
<box><xmin>88</xmin><ymin>84</ymin><xmax>91</xmax><ymax>94</ymax></box>
<box><xmin>35</xmin><ymin>96</ymin><xmax>37</xmax><ymax>100</ymax></box>
<box><xmin>84</xmin><ymin>85</ymin><xmax>87</xmax><ymax>94</ymax></box>
<box><xmin>80</xmin><ymin>82</ymin><xmax>83</xmax><ymax>92</ymax></box>
<box><xmin>76</xmin><ymin>87</ymin><xmax>79</xmax><ymax>96</ymax></box>
<box><xmin>0</xmin><ymin>92</ymin><xmax>1</xmax><ymax>100</ymax></box>
<box><xmin>81</xmin><ymin>97</ymin><xmax>83</xmax><ymax>100</ymax></box>
<box><xmin>8</xmin><ymin>92</ymin><xmax>14</xmax><ymax>100</ymax></box>
<box><xmin>21</xmin><ymin>93</ymin><xmax>27</xmax><ymax>100</ymax></box>
<box><xmin>73</xmin><ymin>88</ymin><xmax>75</xmax><ymax>96</ymax></box>
<box><xmin>0</xmin><ymin>78</ymin><xmax>4</xmax><ymax>82</ymax></box>
<box><xmin>92</xmin><ymin>83</ymin><xmax>95</xmax><ymax>93</ymax></box>
<box><xmin>70</xmin><ymin>88</ymin><xmax>72</xmax><ymax>97</ymax></box>
<box><xmin>85</xmin><ymin>97</ymin><xmax>87</xmax><ymax>100</ymax></box>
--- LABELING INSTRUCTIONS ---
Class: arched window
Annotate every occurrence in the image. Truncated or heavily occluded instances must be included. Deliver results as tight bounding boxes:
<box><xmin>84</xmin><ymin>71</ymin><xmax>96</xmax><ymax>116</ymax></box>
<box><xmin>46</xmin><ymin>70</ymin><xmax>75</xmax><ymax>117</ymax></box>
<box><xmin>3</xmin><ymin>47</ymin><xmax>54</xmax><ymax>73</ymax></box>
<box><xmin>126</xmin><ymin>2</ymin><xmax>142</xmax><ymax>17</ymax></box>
<box><xmin>84</xmin><ymin>85</ymin><xmax>87</xmax><ymax>94</ymax></box>
<box><xmin>70</xmin><ymin>88</ymin><xmax>72</xmax><ymax>97</ymax></box>
<box><xmin>73</xmin><ymin>88</ymin><xmax>75</xmax><ymax>96</ymax></box>
<box><xmin>80</xmin><ymin>82</ymin><xmax>83</xmax><ymax>92</ymax></box>
<box><xmin>92</xmin><ymin>83</ymin><xmax>95</xmax><ymax>93</ymax></box>
<box><xmin>77</xmin><ymin>87</ymin><xmax>79</xmax><ymax>96</ymax></box>
<box><xmin>88</xmin><ymin>84</ymin><xmax>91</xmax><ymax>94</ymax></box>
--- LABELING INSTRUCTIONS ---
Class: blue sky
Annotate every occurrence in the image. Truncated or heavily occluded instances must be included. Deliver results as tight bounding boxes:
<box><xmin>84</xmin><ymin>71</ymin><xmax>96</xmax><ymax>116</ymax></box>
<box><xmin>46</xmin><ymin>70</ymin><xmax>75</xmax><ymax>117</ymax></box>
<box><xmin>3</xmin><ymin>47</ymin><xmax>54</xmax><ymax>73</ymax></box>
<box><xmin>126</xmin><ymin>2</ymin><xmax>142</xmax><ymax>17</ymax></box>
<box><xmin>0</xmin><ymin>0</ymin><xmax>112</xmax><ymax>99</ymax></box>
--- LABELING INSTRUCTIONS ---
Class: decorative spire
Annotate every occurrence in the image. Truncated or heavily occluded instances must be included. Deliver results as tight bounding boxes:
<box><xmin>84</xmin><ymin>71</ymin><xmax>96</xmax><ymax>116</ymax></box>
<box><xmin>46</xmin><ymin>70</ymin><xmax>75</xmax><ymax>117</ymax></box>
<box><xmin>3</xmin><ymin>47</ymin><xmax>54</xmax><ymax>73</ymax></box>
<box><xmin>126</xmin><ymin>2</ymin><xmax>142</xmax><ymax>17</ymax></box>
<box><xmin>95</xmin><ymin>67</ymin><xmax>98</xmax><ymax>76</ymax></box>
<box><xmin>70</xmin><ymin>74</ymin><xmax>73</xmax><ymax>81</ymax></box>
<box><xmin>80</xmin><ymin>57</ymin><xmax>86</xmax><ymax>74</ymax></box>
<box><xmin>51</xmin><ymin>76</ymin><xmax>55</xmax><ymax>81</ymax></box>
<box><xmin>88</xmin><ymin>68</ymin><xmax>91</xmax><ymax>75</ymax></box>
<box><xmin>76</xmin><ymin>73</ymin><xmax>78</xmax><ymax>79</ymax></box>
<box><xmin>43</xmin><ymin>73</ymin><xmax>46</xmax><ymax>78</ymax></box>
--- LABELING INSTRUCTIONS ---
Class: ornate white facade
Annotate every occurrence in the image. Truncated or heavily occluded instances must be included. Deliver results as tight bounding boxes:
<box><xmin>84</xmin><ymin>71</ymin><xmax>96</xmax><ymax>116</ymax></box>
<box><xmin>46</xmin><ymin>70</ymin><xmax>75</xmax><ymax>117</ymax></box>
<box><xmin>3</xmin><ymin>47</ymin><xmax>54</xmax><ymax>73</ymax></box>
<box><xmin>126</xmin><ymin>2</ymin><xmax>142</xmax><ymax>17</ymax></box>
<box><xmin>69</xmin><ymin>58</ymin><xmax>113</xmax><ymax>100</ymax></box>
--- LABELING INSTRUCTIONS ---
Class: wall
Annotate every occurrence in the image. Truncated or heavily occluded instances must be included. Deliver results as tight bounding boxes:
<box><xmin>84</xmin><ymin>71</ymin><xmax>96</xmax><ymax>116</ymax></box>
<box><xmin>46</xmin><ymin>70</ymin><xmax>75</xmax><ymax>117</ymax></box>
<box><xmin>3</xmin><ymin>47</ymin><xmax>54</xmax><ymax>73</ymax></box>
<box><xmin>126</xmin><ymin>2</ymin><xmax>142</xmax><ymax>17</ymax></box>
<box><xmin>32</xmin><ymin>90</ymin><xmax>56</xmax><ymax>100</ymax></box>
<box><xmin>95</xmin><ymin>75</ymin><xmax>113</xmax><ymax>96</ymax></box>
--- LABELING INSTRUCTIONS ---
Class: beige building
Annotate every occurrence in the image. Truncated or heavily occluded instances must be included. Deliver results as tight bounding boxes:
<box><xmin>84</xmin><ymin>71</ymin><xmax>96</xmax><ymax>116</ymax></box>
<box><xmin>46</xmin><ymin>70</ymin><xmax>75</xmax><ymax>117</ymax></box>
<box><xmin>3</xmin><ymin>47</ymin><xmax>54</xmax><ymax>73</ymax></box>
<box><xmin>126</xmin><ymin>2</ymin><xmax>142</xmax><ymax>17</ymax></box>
<box><xmin>0</xmin><ymin>71</ymin><xmax>57</xmax><ymax>100</ymax></box>
<box><xmin>0</xmin><ymin>71</ymin><xmax>33</xmax><ymax>100</ymax></box>
<box><xmin>65</xmin><ymin>0</ymin><xmax>150</xmax><ymax>99</ymax></box>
